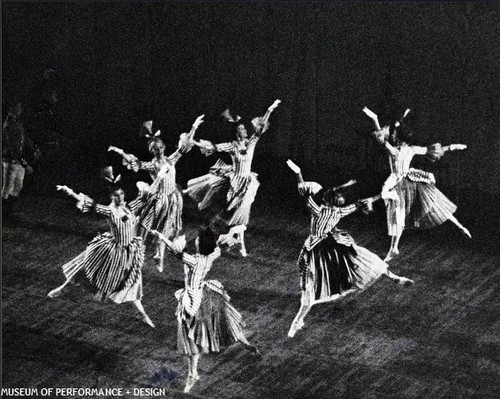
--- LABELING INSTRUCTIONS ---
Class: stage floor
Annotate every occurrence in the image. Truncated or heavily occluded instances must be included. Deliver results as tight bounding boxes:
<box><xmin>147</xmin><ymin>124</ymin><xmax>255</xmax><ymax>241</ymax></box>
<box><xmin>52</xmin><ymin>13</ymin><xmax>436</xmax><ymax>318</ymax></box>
<box><xmin>2</xmin><ymin>194</ymin><xmax>499</xmax><ymax>398</ymax></box>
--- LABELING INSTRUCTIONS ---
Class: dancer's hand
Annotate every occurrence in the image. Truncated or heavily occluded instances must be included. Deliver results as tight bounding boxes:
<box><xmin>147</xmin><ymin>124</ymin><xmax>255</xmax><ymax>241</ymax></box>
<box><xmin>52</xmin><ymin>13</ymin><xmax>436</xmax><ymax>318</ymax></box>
<box><xmin>450</xmin><ymin>144</ymin><xmax>467</xmax><ymax>151</ymax></box>
<box><xmin>192</xmin><ymin>114</ymin><xmax>205</xmax><ymax>129</ymax></box>
<box><xmin>108</xmin><ymin>145</ymin><xmax>123</xmax><ymax>154</ymax></box>
<box><xmin>268</xmin><ymin>99</ymin><xmax>281</xmax><ymax>112</ymax></box>
<box><xmin>286</xmin><ymin>159</ymin><xmax>301</xmax><ymax>174</ymax></box>
<box><xmin>362</xmin><ymin>107</ymin><xmax>378</xmax><ymax>120</ymax></box>
<box><xmin>56</xmin><ymin>184</ymin><xmax>73</xmax><ymax>195</ymax></box>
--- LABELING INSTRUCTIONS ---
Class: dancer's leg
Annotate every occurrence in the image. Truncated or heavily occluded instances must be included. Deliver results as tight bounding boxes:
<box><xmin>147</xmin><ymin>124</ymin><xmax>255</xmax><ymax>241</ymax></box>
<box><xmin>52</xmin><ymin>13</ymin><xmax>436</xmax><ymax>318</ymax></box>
<box><xmin>133</xmin><ymin>300</ymin><xmax>155</xmax><ymax>328</ymax></box>
<box><xmin>239</xmin><ymin>229</ymin><xmax>247</xmax><ymax>257</ymax></box>
<box><xmin>288</xmin><ymin>289</ymin><xmax>314</xmax><ymax>338</ymax></box>
<box><xmin>184</xmin><ymin>354</ymin><xmax>200</xmax><ymax>393</ymax></box>
<box><xmin>155</xmin><ymin>240</ymin><xmax>166</xmax><ymax>273</ymax></box>
<box><xmin>385</xmin><ymin>232</ymin><xmax>402</xmax><ymax>262</ymax></box>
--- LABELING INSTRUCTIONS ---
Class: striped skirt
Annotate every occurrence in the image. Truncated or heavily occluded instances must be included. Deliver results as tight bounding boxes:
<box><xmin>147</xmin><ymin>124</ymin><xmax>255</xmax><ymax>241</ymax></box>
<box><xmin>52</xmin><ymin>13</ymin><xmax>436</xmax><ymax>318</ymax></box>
<box><xmin>176</xmin><ymin>282</ymin><xmax>246</xmax><ymax>356</ymax></box>
<box><xmin>61</xmin><ymin>233</ymin><xmax>145</xmax><ymax>304</ymax></box>
<box><xmin>138</xmin><ymin>188</ymin><xmax>183</xmax><ymax>240</ymax></box>
<box><xmin>384</xmin><ymin>178</ymin><xmax>457</xmax><ymax>236</ymax></box>
<box><xmin>298</xmin><ymin>232</ymin><xmax>387</xmax><ymax>303</ymax></box>
<box><xmin>185</xmin><ymin>160</ymin><xmax>259</xmax><ymax>226</ymax></box>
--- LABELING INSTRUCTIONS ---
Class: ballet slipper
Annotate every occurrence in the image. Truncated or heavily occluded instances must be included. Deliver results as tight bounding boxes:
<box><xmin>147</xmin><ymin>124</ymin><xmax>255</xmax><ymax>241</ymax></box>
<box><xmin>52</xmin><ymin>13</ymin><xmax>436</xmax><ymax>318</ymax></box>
<box><xmin>184</xmin><ymin>374</ymin><xmax>199</xmax><ymax>393</ymax></box>
<box><xmin>138</xmin><ymin>314</ymin><xmax>156</xmax><ymax>328</ymax></box>
<box><xmin>384</xmin><ymin>250</ymin><xmax>399</xmax><ymax>263</ymax></box>
<box><xmin>287</xmin><ymin>319</ymin><xmax>304</xmax><ymax>338</ymax></box>
<box><xmin>47</xmin><ymin>287</ymin><xmax>64</xmax><ymax>298</ymax></box>
<box><xmin>396</xmin><ymin>277</ymin><xmax>414</xmax><ymax>286</ymax></box>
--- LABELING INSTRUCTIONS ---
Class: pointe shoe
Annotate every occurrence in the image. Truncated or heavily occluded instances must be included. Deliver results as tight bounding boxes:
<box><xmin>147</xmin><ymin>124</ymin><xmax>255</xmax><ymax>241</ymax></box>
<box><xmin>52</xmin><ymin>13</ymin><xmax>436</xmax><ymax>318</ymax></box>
<box><xmin>184</xmin><ymin>374</ymin><xmax>199</xmax><ymax>393</ymax></box>
<box><xmin>153</xmin><ymin>254</ymin><xmax>164</xmax><ymax>272</ymax></box>
<box><xmin>384</xmin><ymin>250</ymin><xmax>399</xmax><ymax>263</ymax></box>
<box><xmin>156</xmin><ymin>262</ymin><xmax>164</xmax><ymax>273</ymax></box>
<box><xmin>462</xmin><ymin>228</ymin><xmax>472</xmax><ymax>239</ymax></box>
<box><xmin>396</xmin><ymin>277</ymin><xmax>414</xmax><ymax>286</ymax></box>
<box><xmin>239</xmin><ymin>248</ymin><xmax>248</xmax><ymax>257</ymax></box>
<box><xmin>47</xmin><ymin>287</ymin><xmax>63</xmax><ymax>299</ymax></box>
<box><xmin>139</xmin><ymin>314</ymin><xmax>156</xmax><ymax>328</ymax></box>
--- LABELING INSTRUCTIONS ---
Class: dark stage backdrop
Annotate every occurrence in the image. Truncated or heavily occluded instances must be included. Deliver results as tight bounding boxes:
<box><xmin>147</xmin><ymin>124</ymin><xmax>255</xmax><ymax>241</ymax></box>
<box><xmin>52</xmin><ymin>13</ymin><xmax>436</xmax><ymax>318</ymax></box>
<box><xmin>3</xmin><ymin>2</ymin><xmax>500</xmax><ymax>202</ymax></box>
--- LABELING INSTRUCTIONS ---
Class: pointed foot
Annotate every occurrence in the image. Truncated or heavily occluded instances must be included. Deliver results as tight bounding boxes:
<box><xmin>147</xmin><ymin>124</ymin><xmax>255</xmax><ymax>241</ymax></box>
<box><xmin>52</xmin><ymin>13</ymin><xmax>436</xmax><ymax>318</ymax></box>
<box><xmin>384</xmin><ymin>250</ymin><xmax>399</xmax><ymax>263</ymax></box>
<box><xmin>139</xmin><ymin>314</ymin><xmax>156</xmax><ymax>328</ymax></box>
<box><xmin>462</xmin><ymin>228</ymin><xmax>472</xmax><ymax>239</ymax></box>
<box><xmin>184</xmin><ymin>374</ymin><xmax>199</xmax><ymax>393</ymax></box>
<box><xmin>287</xmin><ymin>319</ymin><xmax>304</xmax><ymax>338</ymax></box>
<box><xmin>47</xmin><ymin>287</ymin><xmax>63</xmax><ymax>299</ymax></box>
<box><xmin>396</xmin><ymin>277</ymin><xmax>414</xmax><ymax>286</ymax></box>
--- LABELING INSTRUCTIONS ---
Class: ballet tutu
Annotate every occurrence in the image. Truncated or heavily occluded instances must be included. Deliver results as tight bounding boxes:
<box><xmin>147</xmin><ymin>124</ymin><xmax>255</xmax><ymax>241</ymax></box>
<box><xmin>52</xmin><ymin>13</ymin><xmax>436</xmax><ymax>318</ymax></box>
<box><xmin>384</xmin><ymin>177</ymin><xmax>457</xmax><ymax>236</ymax></box>
<box><xmin>176</xmin><ymin>280</ymin><xmax>247</xmax><ymax>355</ymax></box>
<box><xmin>138</xmin><ymin>188</ymin><xmax>183</xmax><ymax>239</ymax></box>
<box><xmin>298</xmin><ymin>230</ymin><xmax>387</xmax><ymax>303</ymax></box>
<box><xmin>61</xmin><ymin>233</ymin><xmax>145</xmax><ymax>303</ymax></box>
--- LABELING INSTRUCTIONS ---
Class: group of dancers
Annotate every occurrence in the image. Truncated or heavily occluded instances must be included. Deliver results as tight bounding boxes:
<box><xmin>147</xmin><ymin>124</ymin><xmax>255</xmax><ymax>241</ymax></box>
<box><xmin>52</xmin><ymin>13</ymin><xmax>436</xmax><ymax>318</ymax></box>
<box><xmin>45</xmin><ymin>99</ymin><xmax>470</xmax><ymax>392</ymax></box>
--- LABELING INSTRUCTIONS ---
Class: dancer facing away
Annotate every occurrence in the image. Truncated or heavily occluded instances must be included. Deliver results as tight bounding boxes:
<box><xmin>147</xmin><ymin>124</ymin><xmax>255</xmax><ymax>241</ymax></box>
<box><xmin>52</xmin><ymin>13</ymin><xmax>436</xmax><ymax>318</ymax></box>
<box><xmin>362</xmin><ymin>107</ymin><xmax>471</xmax><ymax>262</ymax></box>
<box><xmin>185</xmin><ymin>100</ymin><xmax>281</xmax><ymax>257</ymax></box>
<box><xmin>47</xmin><ymin>183</ymin><xmax>155</xmax><ymax>328</ymax></box>
<box><xmin>151</xmin><ymin>226</ymin><xmax>260</xmax><ymax>393</ymax></box>
<box><xmin>286</xmin><ymin>160</ymin><xmax>414</xmax><ymax>338</ymax></box>
<box><xmin>108</xmin><ymin>115</ymin><xmax>205</xmax><ymax>272</ymax></box>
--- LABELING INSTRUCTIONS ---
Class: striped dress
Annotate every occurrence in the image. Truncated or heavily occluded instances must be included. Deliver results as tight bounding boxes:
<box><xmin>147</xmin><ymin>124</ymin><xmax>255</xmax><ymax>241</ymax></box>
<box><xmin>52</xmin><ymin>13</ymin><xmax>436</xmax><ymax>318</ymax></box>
<box><xmin>380</xmin><ymin>139</ymin><xmax>457</xmax><ymax>236</ymax></box>
<box><xmin>61</xmin><ymin>196</ymin><xmax>145</xmax><ymax>303</ymax></box>
<box><xmin>185</xmin><ymin>119</ymin><xmax>267</xmax><ymax>226</ymax></box>
<box><xmin>166</xmin><ymin>240</ymin><xmax>247</xmax><ymax>355</ymax></box>
<box><xmin>127</xmin><ymin>149</ymin><xmax>184</xmax><ymax>239</ymax></box>
<box><xmin>298</xmin><ymin>182</ymin><xmax>388</xmax><ymax>304</ymax></box>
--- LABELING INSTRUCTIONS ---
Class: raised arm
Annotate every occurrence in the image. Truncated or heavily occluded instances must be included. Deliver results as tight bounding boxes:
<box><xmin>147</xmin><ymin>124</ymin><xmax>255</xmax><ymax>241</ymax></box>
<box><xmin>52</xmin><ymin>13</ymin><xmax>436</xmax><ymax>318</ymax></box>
<box><xmin>176</xmin><ymin>114</ymin><xmax>205</xmax><ymax>157</ymax></box>
<box><xmin>286</xmin><ymin>159</ymin><xmax>305</xmax><ymax>184</ymax></box>
<box><xmin>286</xmin><ymin>161</ymin><xmax>322</xmax><ymax>215</ymax></box>
<box><xmin>362</xmin><ymin>107</ymin><xmax>398</xmax><ymax>156</ymax></box>
<box><xmin>362</xmin><ymin>107</ymin><xmax>381</xmax><ymax>131</ymax></box>
<box><xmin>252</xmin><ymin>99</ymin><xmax>281</xmax><ymax>137</ymax></box>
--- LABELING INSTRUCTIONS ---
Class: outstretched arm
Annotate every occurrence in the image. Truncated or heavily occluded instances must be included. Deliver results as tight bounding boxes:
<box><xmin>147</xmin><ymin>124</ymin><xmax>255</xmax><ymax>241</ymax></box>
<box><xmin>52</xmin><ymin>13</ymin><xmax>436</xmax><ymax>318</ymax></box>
<box><xmin>425</xmin><ymin>143</ymin><xmax>467</xmax><ymax>161</ymax></box>
<box><xmin>357</xmin><ymin>193</ymin><xmax>382</xmax><ymax>214</ymax></box>
<box><xmin>108</xmin><ymin>146</ymin><xmax>137</xmax><ymax>164</ymax></box>
<box><xmin>252</xmin><ymin>99</ymin><xmax>281</xmax><ymax>137</ymax></box>
<box><xmin>56</xmin><ymin>185</ymin><xmax>102</xmax><ymax>214</ymax></box>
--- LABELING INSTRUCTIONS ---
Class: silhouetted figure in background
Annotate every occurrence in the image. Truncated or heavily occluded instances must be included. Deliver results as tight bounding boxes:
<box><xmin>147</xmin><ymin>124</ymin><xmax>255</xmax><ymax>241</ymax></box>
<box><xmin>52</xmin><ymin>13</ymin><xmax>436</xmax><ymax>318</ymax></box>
<box><xmin>2</xmin><ymin>102</ymin><xmax>40</xmax><ymax>221</ymax></box>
